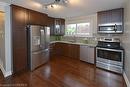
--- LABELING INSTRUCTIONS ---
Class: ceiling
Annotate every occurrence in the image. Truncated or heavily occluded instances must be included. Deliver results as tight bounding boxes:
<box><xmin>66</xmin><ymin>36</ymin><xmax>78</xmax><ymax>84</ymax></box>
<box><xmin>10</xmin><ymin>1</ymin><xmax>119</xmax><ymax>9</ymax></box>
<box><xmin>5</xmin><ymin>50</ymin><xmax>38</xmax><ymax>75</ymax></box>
<box><xmin>0</xmin><ymin>0</ymin><xmax>126</xmax><ymax>18</ymax></box>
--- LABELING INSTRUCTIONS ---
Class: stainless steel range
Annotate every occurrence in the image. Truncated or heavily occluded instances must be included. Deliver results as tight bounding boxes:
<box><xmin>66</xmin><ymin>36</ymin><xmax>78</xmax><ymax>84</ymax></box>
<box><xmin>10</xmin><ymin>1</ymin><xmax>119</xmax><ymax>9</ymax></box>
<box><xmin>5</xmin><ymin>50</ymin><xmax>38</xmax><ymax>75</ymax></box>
<box><xmin>96</xmin><ymin>38</ymin><xmax>124</xmax><ymax>74</ymax></box>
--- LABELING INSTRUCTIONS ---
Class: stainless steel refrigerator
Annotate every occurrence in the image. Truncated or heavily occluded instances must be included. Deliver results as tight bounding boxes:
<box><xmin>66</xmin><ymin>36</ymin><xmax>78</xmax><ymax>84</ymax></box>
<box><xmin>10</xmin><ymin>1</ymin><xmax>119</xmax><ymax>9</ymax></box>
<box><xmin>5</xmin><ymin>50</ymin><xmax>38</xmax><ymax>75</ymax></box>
<box><xmin>27</xmin><ymin>25</ymin><xmax>50</xmax><ymax>71</ymax></box>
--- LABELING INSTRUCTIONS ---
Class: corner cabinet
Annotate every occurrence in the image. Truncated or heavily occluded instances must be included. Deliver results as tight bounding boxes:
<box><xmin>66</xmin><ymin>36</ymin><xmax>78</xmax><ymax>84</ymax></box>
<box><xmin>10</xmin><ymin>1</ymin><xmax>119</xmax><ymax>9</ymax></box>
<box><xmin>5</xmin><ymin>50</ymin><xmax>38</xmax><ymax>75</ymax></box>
<box><xmin>47</xmin><ymin>18</ymin><xmax>65</xmax><ymax>36</ymax></box>
<box><xmin>54</xmin><ymin>18</ymin><xmax>65</xmax><ymax>36</ymax></box>
<box><xmin>50</xmin><ymin>43</ymin><xmax>80</xmax><ymax>59</ymax></box>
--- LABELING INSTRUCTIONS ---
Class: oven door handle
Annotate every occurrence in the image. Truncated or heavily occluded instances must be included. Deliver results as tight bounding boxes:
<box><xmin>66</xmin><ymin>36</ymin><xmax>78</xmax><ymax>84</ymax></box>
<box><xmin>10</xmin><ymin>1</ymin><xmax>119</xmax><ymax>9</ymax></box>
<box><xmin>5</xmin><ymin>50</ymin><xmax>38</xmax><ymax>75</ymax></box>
<box><xmin>96</xmin><ymin>47</ymin><xmax>123</xmax><ymax>52</ymax></box>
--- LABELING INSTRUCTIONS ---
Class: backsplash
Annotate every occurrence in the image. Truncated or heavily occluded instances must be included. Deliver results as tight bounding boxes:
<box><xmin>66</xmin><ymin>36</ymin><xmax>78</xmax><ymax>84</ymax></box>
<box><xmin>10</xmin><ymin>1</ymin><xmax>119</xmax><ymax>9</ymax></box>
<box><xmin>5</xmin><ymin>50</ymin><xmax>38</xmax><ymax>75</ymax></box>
<box><xmin>50</xmin><ymin>35</ymin><xmax>98</xmax><ymax>45</ymax></box>
<box><xmin>50</xmin><ymin>36</ymin><xmax>62</xmax><ymax>41</ymax></box>
<box><xmin>50</xmin><ymin>34</ymin><xmax>123</xmax><ymax>45</ymax></box>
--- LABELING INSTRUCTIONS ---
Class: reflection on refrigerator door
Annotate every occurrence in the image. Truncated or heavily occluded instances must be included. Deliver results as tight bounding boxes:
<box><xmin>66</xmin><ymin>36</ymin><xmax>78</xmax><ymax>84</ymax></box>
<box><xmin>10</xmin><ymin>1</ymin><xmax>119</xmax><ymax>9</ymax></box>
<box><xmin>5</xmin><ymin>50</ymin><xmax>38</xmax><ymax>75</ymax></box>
<box><xmin>45</xmin><ymin>27</ymin><xmax>50</xmax><ymax>49</ymax></box>
<box><xmin>40</xmin><ymin>29</ymin><xmax>46</xmax><ymax>49</ymax></box>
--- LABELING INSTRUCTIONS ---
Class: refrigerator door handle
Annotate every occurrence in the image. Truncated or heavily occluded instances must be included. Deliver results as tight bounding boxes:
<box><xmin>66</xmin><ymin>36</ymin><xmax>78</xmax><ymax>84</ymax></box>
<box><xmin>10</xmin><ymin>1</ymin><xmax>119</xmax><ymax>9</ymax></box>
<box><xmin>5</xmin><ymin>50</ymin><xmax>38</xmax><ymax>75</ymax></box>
<box><xmin>40</xmin><ymin>29</ymin><xmax>46</xmax><ymax>49</ymax></box>
<box><xmin>44</xmin><ymin>48</ymin><xmax>49</xmax><ymax>52</ymax></box>
<box><xmin>32</xmin><ymin>51</ymin><xmax>43</xmax><ymax>55</ymax></box>
<box><xmin>32</xmin><ymin>49</ymin><xmax>49</xmax><ymax>55</ymax></box>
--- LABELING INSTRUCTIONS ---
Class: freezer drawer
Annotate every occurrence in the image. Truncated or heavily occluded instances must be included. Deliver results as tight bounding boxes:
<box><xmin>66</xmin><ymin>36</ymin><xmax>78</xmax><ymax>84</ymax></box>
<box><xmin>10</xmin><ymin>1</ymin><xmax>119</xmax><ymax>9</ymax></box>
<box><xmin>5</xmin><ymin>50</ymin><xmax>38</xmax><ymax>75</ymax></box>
<box><xmin>31</xmin><ymin>49</ymin><xmax>49</xmax><ymax>71</ymax></box>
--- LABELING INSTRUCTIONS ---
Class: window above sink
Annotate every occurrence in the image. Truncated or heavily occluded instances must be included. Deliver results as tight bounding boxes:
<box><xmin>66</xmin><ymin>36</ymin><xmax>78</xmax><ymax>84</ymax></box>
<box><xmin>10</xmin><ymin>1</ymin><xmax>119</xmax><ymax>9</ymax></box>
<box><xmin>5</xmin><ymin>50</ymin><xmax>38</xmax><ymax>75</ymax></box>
<box><xmin>65</xmin><ymin>22</ymin><xmax>92</xmax><ymax>37</ymax></box>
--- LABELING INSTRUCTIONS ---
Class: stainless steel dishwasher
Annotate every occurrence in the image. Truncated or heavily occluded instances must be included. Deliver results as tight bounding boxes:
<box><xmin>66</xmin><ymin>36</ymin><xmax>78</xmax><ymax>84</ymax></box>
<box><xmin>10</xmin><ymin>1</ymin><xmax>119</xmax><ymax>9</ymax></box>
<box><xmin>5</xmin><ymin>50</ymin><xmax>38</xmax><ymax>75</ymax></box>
<box><xmin>80</xmin><ymin>45</ymin><xmax>95</xmax><ymax>64</ymax></box>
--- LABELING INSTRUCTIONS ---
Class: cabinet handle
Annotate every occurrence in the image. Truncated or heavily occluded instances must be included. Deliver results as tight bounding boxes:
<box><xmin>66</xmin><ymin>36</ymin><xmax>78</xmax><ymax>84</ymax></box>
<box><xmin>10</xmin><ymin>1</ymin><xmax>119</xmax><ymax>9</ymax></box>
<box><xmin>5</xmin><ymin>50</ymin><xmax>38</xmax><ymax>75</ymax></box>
<box><xmin>114</xmin><ymin>24</ymin><xmax>117</xmax><ymax>32</ymax></box>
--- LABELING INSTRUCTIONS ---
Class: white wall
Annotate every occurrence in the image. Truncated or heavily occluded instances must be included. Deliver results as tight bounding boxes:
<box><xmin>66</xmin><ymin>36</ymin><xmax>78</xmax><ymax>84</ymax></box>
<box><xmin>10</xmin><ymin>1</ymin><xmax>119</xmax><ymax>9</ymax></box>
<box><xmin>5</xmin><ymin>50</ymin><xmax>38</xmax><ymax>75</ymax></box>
<box><xmin>122</xmin><ymin>0</ymin><xmax>130</xmax><ymax>86</ymax></box>
<box><xmin>0</xmin><ymin>2</ymin><xmax>12</xmax><ymax>77</ymax></box>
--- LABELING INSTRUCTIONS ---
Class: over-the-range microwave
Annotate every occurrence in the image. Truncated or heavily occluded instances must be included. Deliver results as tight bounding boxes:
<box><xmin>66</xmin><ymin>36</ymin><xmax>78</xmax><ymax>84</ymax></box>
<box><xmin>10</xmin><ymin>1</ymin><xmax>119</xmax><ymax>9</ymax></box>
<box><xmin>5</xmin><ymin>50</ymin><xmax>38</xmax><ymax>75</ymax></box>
<box><xmin>98</xmin><ymin>23</ymin><xmax>123</xmax><ymax>34</ymax></box>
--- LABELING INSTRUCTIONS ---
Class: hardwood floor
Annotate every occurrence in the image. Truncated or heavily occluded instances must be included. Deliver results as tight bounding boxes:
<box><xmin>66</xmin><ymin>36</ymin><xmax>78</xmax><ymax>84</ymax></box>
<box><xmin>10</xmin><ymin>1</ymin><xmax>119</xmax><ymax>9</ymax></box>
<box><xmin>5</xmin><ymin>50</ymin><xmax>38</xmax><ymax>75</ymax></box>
<box><xmin>0</xmin><ymin>56</ymin><xmax>127</xmax><ymax>87</ymax></box>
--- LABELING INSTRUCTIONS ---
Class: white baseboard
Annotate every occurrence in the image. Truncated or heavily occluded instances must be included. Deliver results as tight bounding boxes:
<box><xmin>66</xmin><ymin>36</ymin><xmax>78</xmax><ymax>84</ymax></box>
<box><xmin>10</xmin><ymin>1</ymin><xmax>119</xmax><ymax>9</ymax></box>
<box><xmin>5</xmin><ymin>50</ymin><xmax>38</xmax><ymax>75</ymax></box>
<box><xmin>123</xmin><ymin>72</ymin><xmax>130</xmax><ymax>87</ymax></box>
<box><xmin>0</xmin><ymin>63</ymin><xmax>12</xmax><ymax>77</ymax></box>
<box><xmin>4</xmin><ymin>71</ymin><xmax>12</xmax><ymax>77</ymax></box>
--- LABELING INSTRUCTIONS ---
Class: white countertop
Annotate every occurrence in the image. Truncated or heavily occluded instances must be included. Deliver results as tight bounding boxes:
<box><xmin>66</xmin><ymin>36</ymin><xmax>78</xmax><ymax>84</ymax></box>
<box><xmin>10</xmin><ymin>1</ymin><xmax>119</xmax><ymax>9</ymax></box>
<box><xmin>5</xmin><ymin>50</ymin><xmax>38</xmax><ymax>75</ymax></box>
<box><xmin>50</xmin><ymin>41</ymin><xmax>97</xmax><ymax>47</ymax></box>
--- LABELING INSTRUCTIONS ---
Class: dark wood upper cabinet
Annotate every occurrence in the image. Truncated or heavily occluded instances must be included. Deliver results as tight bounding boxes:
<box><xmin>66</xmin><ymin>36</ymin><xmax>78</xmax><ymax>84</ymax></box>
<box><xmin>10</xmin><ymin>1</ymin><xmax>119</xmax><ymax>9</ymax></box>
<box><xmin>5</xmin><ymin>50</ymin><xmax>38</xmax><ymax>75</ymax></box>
<box><xmin>54</xmin><ymin>18</ymin><xmax>65</xmax><ymax>36</ymax></box>
<box><xmin>28</xmin><ymin>10</ymin><xmax>48</xmax><ymax>25</ymax></box>
<box><xmin>111</xmin><ymin>8</ymin><xmax>123</xmax><ymax>23</ymax></box>
<box><xmin>11</xmin><ymin>5</ymin><xmax>29</xmax><ymax>27</ymax></box>
<box><xmin>47</xmin><ymin>17</ymin><xmax>65</xmax><ymax>36</ymax></box>
<box><xmin>47</xmin><ymin>17</ymin><xmax>55</xmax><ymax>25</ymax></box>
<box><xmin>48</xmin><ymin>18</ymin><xmax>65</xmax><ymax>36</ymax></box>
<box><xmin>47</xmin><ymin>17</ymin><xmax>55</xmax><ymax>35</ymax></box>
<box><xmin>42</xmin><ymin>13</ymin><xmax>48</xmax><ymax>25</ymax></box>
<box><xmin>97</xmin><ymin>8</ymin><xmax>124</xmax><ymax>25</ymax></box>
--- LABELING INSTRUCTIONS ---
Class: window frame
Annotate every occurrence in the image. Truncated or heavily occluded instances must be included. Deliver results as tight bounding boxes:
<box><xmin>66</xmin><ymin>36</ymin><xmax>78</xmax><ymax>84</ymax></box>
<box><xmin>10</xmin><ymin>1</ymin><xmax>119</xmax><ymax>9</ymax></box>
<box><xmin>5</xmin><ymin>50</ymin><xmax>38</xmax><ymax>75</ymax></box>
<box><xmin>65</xmin><ymin>22</ymin><xmax>92</xmax><ymax>37</ymax></box>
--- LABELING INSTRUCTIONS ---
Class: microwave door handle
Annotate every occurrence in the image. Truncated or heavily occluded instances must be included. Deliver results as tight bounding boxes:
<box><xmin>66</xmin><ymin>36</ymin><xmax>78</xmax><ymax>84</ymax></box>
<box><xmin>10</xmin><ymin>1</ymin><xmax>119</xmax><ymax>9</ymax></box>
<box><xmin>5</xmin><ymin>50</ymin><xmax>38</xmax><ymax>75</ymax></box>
<box><xmin>114</xmin><ymin>24</ymin><xmax>117</xmax><ymax>32</ymax></box>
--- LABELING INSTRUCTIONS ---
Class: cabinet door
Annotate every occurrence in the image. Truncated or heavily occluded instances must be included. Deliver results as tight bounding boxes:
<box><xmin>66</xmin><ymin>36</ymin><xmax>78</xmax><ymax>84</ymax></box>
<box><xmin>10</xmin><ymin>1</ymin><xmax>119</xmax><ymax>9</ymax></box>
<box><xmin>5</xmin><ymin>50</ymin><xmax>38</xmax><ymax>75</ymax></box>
<box><xmin>52</xmin><ymin>43</ymin><xmax>63</xmax><ymax>56</ymax></box>
<box><xmin>53</xmin><ymin>43</ymin><xmax>58</xmax><ymax>56</ymax></box>
<box><xmin>60</xmin><ymin>19</ymin><xmax>65</xmax><ymax>35</ymax></box>
<box><xmin>29</xmin><ymin>10</ymin><xmax>42</xmax><ymax>25</ymax></box>
<box><xmin>69</xmin><ymin>44</ymin><xmax>79</xmax><ymax>59</ymax></box>
<box><xmin>57</xmin><ymin>43</ymin><xmax>64</xmax><ymax>56</ymax></box>
<box><xmin>11</xmin><ymin>5</ymin><xmax>28</xmax><ymax>27</ymax></box>
<box><xmin>12</xmin><ymin>27</ymin><xmax>27</xmax><ymax>73</ymax></box>
<box><xmin>98</xmin><ymin>11</ymin><xmax>107</xmax><ymax>24</ymax></box>
<box><xmin>111</xmin><ymin>8</ymin><xmax>123</xmax><ymax>23</ymax></box>
<box><xmin>54</xmin><ymin>18</ymin><xmax>65</xmax><ymax>35</ymax></box>
<box><xmin>97</xmin><ymin>8</ymin><xmax>123</xmax><ymax>25</ymax></box>
<box><xmin>73</xmin><ymin>45</ymin><xmax>79</xmax><ymax>59</ymax></box>
<box><xmin>54</xmin><ymin>19</ymin><xmax>61</xmax><ymax>35</ymax></box>
<box><xmin>47</xmin><ymin>17</ymin><xmax>55</xmax><ymax>35</ymax></box>
<box><xmin>60</xmin><ymin>43</ymin><xmax>68</xmax><ymax>57</ymax></box>
<box><xmin>49</xmin><ymin>43</ymin><xmax>55</xmax><ymax>58</ymax></box>
<box><xmin>42</xmin><ymin>14</ymin><xmax>48</xmax><ymax>26</ymax></box>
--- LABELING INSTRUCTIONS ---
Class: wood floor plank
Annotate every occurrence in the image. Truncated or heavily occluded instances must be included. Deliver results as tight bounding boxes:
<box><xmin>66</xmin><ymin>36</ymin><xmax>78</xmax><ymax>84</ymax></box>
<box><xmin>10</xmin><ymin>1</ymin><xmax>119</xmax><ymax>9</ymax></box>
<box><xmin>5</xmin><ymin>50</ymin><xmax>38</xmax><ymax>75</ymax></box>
<box><xmin>0</xmin><ymin>56</ymin><xmax>127</xmax><ymax>87</ymax></box>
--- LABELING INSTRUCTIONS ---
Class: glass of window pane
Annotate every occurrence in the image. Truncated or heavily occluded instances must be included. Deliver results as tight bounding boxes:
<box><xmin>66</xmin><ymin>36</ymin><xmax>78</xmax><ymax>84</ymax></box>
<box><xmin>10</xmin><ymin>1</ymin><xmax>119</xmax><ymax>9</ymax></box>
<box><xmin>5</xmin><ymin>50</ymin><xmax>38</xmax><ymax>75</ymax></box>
<box><xmin>65</xmin><ymin>24</ymin><xmax>76</xmax><ymax>35</ymax></box>
<box><xmin>77</xmin><ymin>23</ymin><xmax>90</xmax><ymax>36</ymax></box>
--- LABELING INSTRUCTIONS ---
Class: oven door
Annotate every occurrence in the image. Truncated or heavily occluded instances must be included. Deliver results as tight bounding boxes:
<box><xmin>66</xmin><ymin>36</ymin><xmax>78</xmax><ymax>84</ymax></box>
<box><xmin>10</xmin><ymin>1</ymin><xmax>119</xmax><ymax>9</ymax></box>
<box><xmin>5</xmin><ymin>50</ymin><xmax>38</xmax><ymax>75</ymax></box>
<box><xmin>96</xmin><ymin>47</ymin><xmax>123</xmax><ymax>66</ymax></box>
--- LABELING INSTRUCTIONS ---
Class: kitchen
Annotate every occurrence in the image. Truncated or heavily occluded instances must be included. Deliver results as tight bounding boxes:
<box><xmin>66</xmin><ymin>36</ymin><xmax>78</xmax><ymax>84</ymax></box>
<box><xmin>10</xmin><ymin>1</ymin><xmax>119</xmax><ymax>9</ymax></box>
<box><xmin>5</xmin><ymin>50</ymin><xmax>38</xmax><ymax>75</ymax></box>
<box><xmin>0</xmin><ymin>0</ymin><xmax>130</xmax><ymax>87</ymax></box>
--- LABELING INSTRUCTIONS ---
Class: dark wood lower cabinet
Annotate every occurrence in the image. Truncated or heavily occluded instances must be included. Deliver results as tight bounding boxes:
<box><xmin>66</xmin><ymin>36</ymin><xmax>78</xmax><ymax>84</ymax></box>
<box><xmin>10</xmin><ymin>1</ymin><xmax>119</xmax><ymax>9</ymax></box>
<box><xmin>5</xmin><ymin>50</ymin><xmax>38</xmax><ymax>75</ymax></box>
<box><xmin>12</xmin><ymin>28</ymin><xmax>28</xmax><ymax>73</ymax></box>
<box><xmin>50</xmin><ymin>43</ymin><xmax>63</xmax><ymax>57</ymax></box>
<box><xmin>69</xmin><ymin>44</ymin><xmax>80</xmax><ymax>59</ymax></box>
<box><xmin>50</xmin><ymin>42</ymin><xmax>80</xmax><ymax>59</ymax></box>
